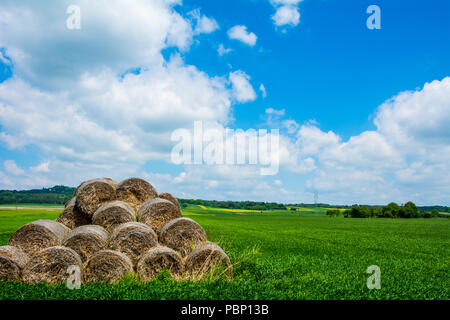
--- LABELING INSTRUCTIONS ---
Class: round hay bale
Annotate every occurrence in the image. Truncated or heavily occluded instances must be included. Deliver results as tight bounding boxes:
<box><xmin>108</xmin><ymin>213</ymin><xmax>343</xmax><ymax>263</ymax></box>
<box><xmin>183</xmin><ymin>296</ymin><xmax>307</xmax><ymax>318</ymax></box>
<box><xmin>158</xmin><ymin>192</ymin><xmax>182</xmax><ymax>212</ymax></box>
<box><xmin>159</xmin><ymin>218</ymin><xmax>207</xmax><ymax>258</ymax></box>
<box><xmin>75</xmin><ymin>178</ymin><xmax>117</xmax><ymax>218</ymax></box>
<box><xmin>63</xmin><ymin>225</ymin><xmax>109</xmax><ymax>263</ymax></box>
<box><xmin>84</xmin><ymin>250</ymin><xmax>133</xmax><ymax>284</ymax></box>
<box><xmin>8</xmin><ymin>220</ymin><xmax>71</xmax><ymax>255</ymax></box>
<box><xmin>22</xmin><ymin>246</ymin><xmax>82</xmax><ymax>284</ymax></box>
<box><xmin>107</xmin><ymin>222</ymin><xmax>158</xmax><ymax>267</ymax></box>
<box><xmin>116</xmin><ymin>178</ymin><xmax>158</xmax><ymax>212</ymax></box>
<box><xmin>57</xmin><ymin>197</ymin><xmax>91</xmax><ymax>229</ymax></box>
<box><xmin>136</xmin><ymin>246</ymin><xmax>183</xmax><ymax>282</ymax></box>
<box><xmin>185</xmin><ymin>243</ymin><xmax>232</xmax><ymax>280</ymax></box>
<box><xmin>75</xmin><ymin>178</ymin><xmax>117</xmax><ymax>195</ymax></box>
<box><xmin>0</xmin><ymin>246</ymin><xmax>29</xmax><ymax>281</ymax></box>
<box><xmin>138</xmin><ymin>198</ymin><xmax>181</xmax><ymax>234</ymax></box>
<box><xmin>92</xmin><ymin>201</ymin><xmax>136</xmax><ymax>232</ymax></box>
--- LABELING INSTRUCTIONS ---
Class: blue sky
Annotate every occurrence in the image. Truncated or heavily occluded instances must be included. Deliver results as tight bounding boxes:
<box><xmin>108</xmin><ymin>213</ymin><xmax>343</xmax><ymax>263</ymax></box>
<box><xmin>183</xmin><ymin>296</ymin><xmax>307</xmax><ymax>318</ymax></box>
<box><xmin>0</xmin><ymin>0</ymin><xmax>449</xmax><ymax>205</ymax></box>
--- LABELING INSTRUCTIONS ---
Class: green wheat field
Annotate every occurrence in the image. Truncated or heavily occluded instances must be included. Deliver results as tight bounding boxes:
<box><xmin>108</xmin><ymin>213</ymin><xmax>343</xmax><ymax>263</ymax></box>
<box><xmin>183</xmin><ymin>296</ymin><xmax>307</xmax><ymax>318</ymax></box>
<box><xmin>0</xmin><ymin>204</ymin><xmax>448</xmax><ymax>300</ymax></box>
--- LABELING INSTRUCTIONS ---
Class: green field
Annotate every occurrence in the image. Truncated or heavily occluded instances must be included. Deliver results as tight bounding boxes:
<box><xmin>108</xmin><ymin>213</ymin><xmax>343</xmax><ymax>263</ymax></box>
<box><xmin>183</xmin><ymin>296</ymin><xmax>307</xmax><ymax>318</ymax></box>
<box><xmin>0</xmin><ymin>204</ymin><xmax>448</xmax><ymax>300</ymax></box>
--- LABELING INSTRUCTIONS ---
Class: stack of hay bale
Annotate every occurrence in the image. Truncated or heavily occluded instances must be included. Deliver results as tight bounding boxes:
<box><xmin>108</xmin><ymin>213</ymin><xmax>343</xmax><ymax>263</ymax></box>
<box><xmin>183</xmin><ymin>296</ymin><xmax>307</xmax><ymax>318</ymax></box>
<box><xmin>0</xmin><ymin>178</ymin><xmax>232</xmax><ymax>285</ymax></box>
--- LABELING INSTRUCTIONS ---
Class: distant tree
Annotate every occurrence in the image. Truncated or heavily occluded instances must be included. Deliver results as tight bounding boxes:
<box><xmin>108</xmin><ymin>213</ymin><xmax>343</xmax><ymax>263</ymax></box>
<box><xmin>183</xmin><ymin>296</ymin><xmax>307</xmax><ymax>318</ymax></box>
<box><xmin>381</xmin><ymin>202</ymin><xmax>400</xmax><ymax>218</ymax></box>
<box><xmin>431</xmin><ymin>209</ymin><xmax>440</xmax><ymax>218</ymax></box>
<box><xmin>350</xmin><ymin>206</ymin><xmax>370</xmax><ymax>218</ymax></box>
<box><xmin>403</xmin><ymin>201</ymin><xmax>419</xmax><ymax>218</ymax></box>
<box><xmin>327</xmin><ymin>209</ymin><xmax>341</xmax><ymax>217</ymax></box>
<box><xmin>369</xmin><ymin>207</ymin><xmax>381</xmax><ymax>217</ymax></box>
<box><xmin>422</xmin><ymin>211</ymin><xmax>432</xmax><ymax>218</ymax></box>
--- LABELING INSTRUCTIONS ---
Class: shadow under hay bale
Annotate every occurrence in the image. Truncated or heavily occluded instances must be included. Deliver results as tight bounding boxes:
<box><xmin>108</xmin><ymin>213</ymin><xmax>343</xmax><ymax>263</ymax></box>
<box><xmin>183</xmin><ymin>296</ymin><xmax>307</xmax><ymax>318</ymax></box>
<box><xmin>185</xmin><ymin>243</ymin><xmax>232</xmax><ymax>280</ymax></box>
<box><xmin>57</xmin><ymin>197</ymin><xmax>91</xmax><ymax>229</ymax></box>
<box><xmin>0</xmin><ymin>245</ymin><xmax>29</xmax><ymax>281</ymax></box>
<box><xmin>107</xmin><ymin>222</ymin><xmax>158</xmax><ymax>267</ymax></box>
<box><xmin>159</xmin><ymin>217</ymin><xmax>207</xmax><ymax>258</ymax></box>
<box><xmin>92</xmin><ymin>201</ymin><xmax>136</xmax><ymax>232</ymax></box>
<box><xmin>115</xmin><ymin>178</ymin><xmax>158</xmax><ymax>213</ymax></box>
<box><xmin>158</xmin><ymin>192</ymin><xmax>181</xmax><ymax>212</ymax></box>
<box><xmin>84</xmin><ymin>250</ymin><xmax>133</xmax><ymax>284</ymax></box>
<box><xmin>63</xmin><ymin>225</ymin><xmax>109</xmax><ymax>264</ymax></box>
<box><xmin>22</xmin><ymin>246</ymin><xmax>82</xmax><ymax>284</ymax></box>
<box><xmin>75</xmin><ymin>178</ymin><xmax>117</xmax><ymax>218</ymax></box>
<box><xmin>8</xmin><ymin>220</ymin><xmax>71</xmax><ymax>255</ymax></box>
<box><xmin>138</xmin><ymin>198</ymin><xmax>182</xmax><ymax>234</ymax></box>
<box><xmin>136</xmin><ymin>246</ymin><xmax>183</xmax><ymax>282</ymax></box>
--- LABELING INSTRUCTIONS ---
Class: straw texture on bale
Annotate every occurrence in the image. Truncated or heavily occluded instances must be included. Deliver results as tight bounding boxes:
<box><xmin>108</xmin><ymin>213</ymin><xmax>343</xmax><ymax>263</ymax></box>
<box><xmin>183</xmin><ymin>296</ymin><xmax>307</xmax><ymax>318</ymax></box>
<box><xmin>92</xmin><ymin>201</ymin><xmax>136</xmax><ymax>232</ymax></box>
<box><xmin>9</xmin><ymin>220</ymin><xmax>71</xmax><ymax>255</ymax></box>
<box><xmin>0</xmin><ymin>246</ymin><xmax>29</xmax><ymax>281</ymax></box>
<box><xmin>136</xmin><ymin>246</ymin><xmax>183</xmax><ymax>282</ymax></box>
<box><xmin>65</xmin><ymin>197</ymin><xmax>76</xmax><ymax>208</ymax></box>
<box><xmin>63</xmin><ymin>225</ymin><xmax>109</xmax><ymax>263</ymax></box>
<box><xmin>158</xmin><ymin>192</ymin><xmax>181</xmax><ymax>212</ymax></box>
<box><xmin>185</xmin><ymin>243</ymin><xmax>232</xmax><ymax>279</ymax></box>
<box><xmin>84</xmin><ymin>250</ymin><xmax>133</xmax><ymax>284</ymax></box>
<box><xmin>22</xmin><ymin>246</ymin><xmax>82</xmax><ymax>284</ymax></box>
<box><xmin>57</xmin><ymin>197</ymin><xmax>91</xmax><ymax>229</ymax></box>
<box><xmin>159</xmin><ymin>218</ymin><xmax>207</xmax><ymax>258</ymax></box>
<box><xmin>138</xmin><ymin>198</ymin><xmax>182</xmax><ymax>234</ymax></box>
<box><xmin>115</xmin><ymin>178</ymin><xmax>158</xmax><ymax>212</ymax></box>
<box><xmin>75</xmin><ymin>178</ymin><xmax>117</xmax><ymax>218</ymax></box>
<box><xmin>75</xmin><ymin>178</ymin><xmax>117</xmax><ymax>195</ymax></box>
<box><xmin>107</xmin><ymin>222</ymin><xmax>158</xmax><ymax>266</ymax></box>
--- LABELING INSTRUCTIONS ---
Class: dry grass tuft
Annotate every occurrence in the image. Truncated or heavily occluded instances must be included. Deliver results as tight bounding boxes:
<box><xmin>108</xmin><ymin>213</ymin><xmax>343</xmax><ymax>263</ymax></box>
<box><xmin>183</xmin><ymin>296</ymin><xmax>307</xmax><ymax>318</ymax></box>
<box><xmin>184</xmin><ymin>243</ymin><xmax>232</xmax><ymax>280</ymax></box>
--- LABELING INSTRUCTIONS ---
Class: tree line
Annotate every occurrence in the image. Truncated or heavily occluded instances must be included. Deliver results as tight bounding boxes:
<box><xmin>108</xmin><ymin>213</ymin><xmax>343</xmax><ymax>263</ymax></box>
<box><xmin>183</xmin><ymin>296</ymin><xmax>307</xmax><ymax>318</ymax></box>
<box><xmin>178</xmin><ymin>199</ymin><xmax>287</xmax><ymax>211</ymax></box>
<box><xmin>327</xmin><ymin>202</ymin><xmax>445</xmax><ymax>219</ymax></box>
<box><xmin>0</xmin><ymin>186</ymin><xmax>448</xmax><ymax>216</ymax></box>
<box><xmin>0</xmin><ymin>186</ymin><xmax>75</xmax><ymax>205</ymax></box>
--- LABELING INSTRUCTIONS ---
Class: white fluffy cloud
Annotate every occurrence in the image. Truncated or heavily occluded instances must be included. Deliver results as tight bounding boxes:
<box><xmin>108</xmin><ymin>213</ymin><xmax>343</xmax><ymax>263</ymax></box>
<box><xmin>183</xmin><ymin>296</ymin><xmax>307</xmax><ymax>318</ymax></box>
<box><xmin>0</xmin><ymin>0</ymin><xmax>259</xmax><ymax>190</ymax></box>
<box><xmin>272</xmin><ymin>5</ymin><xmax>300</xmax><ymax>27</ymax></box>
<box><xmin>0</xmin><ymin>57</ymin><xmax>233</xmax><ymax>163</ymax></box>
<box><xmin>259</xmin><ymin>84</ymin><xmax>267</xmax><ymax>98</ymax></box>
<box><xmin>227</xmin><ymin>25</ymin><xmax>257</xmax><ymax>46</ymax></box>
<box><xmin>298</xmin><ymin>77</ymin><xmax>450</xmax><ymax>204</ymax></box>
<box><xmin>218</xmin><ymin>44</ymin><xmax>232</xmax><ymax>56</ymax></box>
<box><xmin>0</xmin><ymin>0</ymin><xmax>193</xmax><ymax>89</ymax></box>
<box><xmin>229</xmin><ymin>71</ymin><xmax>257</xmax><ymax>103</ymax></box>
<box><xmin>270</xmin><ymin>0</ymin><xmax>302</xmax><ymax>28</ymax></box>
<box><xmin>266</xmin><ymin>108</ymin><xmax>285</xmax><ymax>116</ymax></box>
<box><xmin>3</xmin><ymin>160</ymin><xmax>24</xmax><ymax>176</ymax></box>
<box><xmin>189</xmin><ymin>9</ymin><xmax>219</xmax><ymax>35</ymax></box>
